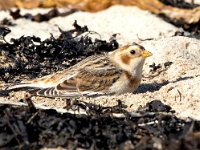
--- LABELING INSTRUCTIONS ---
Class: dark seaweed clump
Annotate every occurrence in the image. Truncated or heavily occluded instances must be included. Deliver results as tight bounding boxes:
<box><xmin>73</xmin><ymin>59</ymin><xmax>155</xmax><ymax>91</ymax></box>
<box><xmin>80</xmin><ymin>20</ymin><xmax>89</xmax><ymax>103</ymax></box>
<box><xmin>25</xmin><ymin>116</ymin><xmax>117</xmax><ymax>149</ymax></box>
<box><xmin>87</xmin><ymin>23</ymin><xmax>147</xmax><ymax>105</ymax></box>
<box><xmin>0</xmin><ymin>100</ymin><xmax>199</xmax><ymax>149</ymax></box>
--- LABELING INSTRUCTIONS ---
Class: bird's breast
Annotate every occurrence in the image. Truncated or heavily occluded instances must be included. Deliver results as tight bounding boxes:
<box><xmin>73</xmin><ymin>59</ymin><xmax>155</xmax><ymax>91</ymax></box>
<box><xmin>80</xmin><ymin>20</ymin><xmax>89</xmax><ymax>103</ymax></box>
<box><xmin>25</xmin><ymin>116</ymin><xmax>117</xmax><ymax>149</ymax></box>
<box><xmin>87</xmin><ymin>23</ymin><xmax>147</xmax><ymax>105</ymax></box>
<box><xmin>108</xmin><ymin>71</ymin><xmax>141</xmax><ymax>94</ymax></box>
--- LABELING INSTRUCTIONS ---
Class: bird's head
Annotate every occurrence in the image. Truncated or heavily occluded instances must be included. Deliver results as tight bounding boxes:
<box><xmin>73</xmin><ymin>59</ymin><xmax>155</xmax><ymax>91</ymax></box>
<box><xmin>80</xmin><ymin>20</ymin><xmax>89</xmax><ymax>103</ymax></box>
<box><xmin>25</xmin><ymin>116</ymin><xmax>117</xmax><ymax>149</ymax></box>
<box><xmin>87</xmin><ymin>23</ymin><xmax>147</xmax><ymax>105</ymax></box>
<box><xmin>109</xmin><ymin>43</ymin><xmax>152</xmax><ymax>76</ymax></box>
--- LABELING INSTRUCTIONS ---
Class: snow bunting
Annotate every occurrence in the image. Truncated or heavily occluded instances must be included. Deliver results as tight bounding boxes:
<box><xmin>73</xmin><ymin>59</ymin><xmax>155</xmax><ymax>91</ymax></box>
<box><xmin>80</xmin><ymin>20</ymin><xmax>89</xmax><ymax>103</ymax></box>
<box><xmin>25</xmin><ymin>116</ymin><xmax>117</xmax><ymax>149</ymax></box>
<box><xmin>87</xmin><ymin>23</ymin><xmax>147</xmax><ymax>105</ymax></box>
<box><xmin>6</xmin><ymin>43</ymin><xmax>152</xmax><ymax>98</ymax></box>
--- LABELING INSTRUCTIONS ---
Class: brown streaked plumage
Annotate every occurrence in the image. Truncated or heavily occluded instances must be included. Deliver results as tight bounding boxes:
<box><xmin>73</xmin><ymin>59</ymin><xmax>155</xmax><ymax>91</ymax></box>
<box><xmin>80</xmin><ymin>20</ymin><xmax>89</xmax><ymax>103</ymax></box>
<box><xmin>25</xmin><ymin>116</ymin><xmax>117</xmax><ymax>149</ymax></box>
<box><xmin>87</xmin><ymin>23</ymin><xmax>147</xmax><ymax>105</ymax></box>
<box><xmin>5</xmin><ymin>43</ymin><xmax>152</xmax><ymax>98</ymax></box>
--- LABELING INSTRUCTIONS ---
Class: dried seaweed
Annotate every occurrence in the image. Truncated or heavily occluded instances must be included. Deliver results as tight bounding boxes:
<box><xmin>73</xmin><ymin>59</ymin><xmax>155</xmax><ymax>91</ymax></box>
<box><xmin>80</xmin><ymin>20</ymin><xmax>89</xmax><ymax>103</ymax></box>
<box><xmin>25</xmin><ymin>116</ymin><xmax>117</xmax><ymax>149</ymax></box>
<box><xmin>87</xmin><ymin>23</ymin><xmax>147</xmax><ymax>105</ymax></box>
<box><xmin>0</xmin><ymin>18</ymin><xmax>15</xmax><ymax>26</ymax></box>
<box><xmin>0</xmin><ymin>26</ymin><xmax>11</xmax><ymax>41</ymax></box>
<box><xmin>0</xmin><ymin>100</ymin><xmax>199</xmax><ymax>149</ymax></box>
<box><xmin>9</xmin><ymin>8</ymin><xmax>78</xmax><ymax>22</ymax></box>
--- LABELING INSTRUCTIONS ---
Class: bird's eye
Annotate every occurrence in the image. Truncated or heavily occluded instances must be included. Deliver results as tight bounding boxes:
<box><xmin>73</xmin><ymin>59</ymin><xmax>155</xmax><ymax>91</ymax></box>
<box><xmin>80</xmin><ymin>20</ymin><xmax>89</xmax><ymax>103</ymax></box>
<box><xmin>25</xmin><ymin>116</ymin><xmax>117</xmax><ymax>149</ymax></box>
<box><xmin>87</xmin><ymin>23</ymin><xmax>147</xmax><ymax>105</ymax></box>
<box><xmin>130</xmin><ymin>50</ymin><xmax>136</xmax><ymax>55</ymax></box>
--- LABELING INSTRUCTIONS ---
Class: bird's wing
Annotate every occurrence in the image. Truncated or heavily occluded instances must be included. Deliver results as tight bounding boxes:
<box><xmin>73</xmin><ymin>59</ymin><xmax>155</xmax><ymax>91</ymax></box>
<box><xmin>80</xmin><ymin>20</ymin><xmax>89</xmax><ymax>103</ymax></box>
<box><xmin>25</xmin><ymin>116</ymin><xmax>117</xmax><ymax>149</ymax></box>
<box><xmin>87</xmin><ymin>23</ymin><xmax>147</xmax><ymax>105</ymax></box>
<box><xmin>34</xmin><ymin>59</ymin><xmax>122</xmax><ymax>97</ymax></box>
<box><xmin>5</xmin><ymin>56</ymin><xmax>97</xmax><ymax>91</ymax></box>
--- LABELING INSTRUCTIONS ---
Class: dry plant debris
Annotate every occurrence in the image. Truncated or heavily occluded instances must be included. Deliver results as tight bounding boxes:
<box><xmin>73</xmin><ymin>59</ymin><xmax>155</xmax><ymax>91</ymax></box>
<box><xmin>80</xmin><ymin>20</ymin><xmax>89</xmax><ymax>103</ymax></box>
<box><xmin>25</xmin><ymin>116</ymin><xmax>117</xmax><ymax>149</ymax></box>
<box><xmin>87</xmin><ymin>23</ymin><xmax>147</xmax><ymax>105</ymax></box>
<box><xmin>9</xmin><ymin>8</ymin><xmax>77</xmax><ymax>22</ymax></box>
<box><xmin>0</xmin><ymin>99</ymin><xmax>200</xmax><ymax>149</ymax></box>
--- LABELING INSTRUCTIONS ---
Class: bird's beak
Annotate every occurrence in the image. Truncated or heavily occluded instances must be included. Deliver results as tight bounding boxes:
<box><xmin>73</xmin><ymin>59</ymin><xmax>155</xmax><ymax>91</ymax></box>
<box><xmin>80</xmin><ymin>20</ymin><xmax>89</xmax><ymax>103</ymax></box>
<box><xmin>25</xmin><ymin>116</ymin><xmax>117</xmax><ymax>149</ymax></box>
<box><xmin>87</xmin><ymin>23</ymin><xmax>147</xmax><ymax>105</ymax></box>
<box><xmin>141</xmin><ymin>50</ymin><xmax>152</xmax><ymax>58</ymax></box>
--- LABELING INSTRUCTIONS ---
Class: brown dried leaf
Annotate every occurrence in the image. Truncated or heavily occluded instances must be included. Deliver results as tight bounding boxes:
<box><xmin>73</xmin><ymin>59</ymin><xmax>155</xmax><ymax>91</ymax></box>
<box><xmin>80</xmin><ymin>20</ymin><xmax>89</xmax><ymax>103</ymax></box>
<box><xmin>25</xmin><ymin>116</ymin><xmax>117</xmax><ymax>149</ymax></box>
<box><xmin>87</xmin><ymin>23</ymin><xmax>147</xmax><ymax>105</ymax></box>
<box><xmin>127</xmin><ymin>0</ymin><xmax>200</xmax><ymax>24</ymax></box>
<box><xmin>15</xmin><ymin>0</ymin><xmax>40</xmax><ymax>8</ymax></box>
<box><xmin>0</xmin><ymin>0</ymin><xmax>200</xmax><ymax>24</ymax></box>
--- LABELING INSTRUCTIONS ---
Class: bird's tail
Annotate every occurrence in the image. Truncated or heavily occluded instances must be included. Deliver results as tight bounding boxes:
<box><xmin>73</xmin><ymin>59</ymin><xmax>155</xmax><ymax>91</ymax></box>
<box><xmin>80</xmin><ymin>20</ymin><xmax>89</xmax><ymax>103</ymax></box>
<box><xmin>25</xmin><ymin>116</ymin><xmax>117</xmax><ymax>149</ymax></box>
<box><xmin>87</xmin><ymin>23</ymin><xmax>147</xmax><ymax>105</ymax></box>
<box><xmin>4</xmin><ymin>83</ymin><xmax>41</xmax><ymax>91</ymax></box>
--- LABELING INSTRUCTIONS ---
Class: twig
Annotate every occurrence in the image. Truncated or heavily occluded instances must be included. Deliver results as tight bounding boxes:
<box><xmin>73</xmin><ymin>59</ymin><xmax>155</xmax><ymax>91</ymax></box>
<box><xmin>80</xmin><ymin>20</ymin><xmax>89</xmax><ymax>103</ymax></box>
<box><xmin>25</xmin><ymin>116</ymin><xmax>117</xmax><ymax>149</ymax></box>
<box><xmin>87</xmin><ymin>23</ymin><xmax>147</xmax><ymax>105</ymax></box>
<box><xmin>27</xmin><ymin>111</ymin><xmax>40</xmax><ymax>124</ymax></box>
<box><xmin>177</xmin><ymin>89</ymin><xmax>182</xmax><ymax>102</ymax></box>
<box><xmin>136</xmin><ymin>34</ymin><xmax>154</xmax><ymax>41</ymax></box>
<box><xmin>138</xmin><ymin>120</ymin><xmax>159</xmax><ymax>127</ymax></box>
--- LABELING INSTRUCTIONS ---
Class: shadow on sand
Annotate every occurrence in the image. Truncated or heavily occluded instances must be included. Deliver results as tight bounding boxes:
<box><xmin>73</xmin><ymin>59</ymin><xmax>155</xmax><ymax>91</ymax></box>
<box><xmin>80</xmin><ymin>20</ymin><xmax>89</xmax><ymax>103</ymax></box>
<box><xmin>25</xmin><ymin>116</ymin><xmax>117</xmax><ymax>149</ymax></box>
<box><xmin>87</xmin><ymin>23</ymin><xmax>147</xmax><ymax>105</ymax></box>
<box><xmin>136</xmin><ymin>75</ymin><xmax>197</xmax><ymax>94</ymax></box>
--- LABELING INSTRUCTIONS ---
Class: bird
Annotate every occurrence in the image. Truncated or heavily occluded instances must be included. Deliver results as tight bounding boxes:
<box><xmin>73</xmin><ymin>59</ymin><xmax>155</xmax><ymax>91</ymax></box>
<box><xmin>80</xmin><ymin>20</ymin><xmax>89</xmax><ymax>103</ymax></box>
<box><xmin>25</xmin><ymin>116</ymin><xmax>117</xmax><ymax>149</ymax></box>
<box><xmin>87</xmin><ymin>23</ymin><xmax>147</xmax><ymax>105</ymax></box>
<box><xmin>5</xmin><ymin>43</ymin><xmax>152</xmax><ymax>98</ymax></box>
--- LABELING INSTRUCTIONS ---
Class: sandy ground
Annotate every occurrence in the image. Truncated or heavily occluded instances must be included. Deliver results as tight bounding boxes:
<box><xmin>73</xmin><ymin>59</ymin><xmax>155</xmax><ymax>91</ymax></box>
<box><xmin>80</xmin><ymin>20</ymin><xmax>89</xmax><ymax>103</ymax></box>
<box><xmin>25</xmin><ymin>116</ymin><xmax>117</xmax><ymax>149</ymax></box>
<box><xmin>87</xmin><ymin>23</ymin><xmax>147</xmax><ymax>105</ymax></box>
<box><xmin>0</xmin><ymin>5</ymin><xmax>200</xmax><ymax>120</ymax></box>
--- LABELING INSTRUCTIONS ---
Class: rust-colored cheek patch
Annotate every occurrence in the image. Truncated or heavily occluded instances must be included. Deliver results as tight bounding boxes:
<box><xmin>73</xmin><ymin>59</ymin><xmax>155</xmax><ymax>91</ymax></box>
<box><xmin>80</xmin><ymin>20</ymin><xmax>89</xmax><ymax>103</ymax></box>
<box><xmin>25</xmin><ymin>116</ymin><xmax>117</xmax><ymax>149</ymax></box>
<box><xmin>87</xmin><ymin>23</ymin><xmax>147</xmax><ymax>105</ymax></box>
<box><xmin>121</xmin><ymin>54</ymin><xmax>131</xmax><ymax>65</ymax></box>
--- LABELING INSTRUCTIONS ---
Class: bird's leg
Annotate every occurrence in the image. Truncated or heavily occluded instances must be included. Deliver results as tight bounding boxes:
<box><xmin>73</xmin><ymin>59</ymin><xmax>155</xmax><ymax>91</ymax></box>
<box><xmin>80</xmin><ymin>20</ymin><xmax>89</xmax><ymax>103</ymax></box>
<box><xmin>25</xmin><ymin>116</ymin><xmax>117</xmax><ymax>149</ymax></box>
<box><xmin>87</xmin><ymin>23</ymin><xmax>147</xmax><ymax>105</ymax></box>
<box><xmin>64</xmin><ymin>98</ymin><xmax>79</xmax><ymax>110</ymax></box>
<box><xmin>65</xmin><ymin>98</ymin><xmax>72</xmax><ymax>110</ymax></box>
